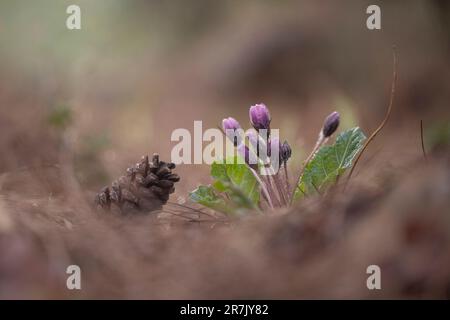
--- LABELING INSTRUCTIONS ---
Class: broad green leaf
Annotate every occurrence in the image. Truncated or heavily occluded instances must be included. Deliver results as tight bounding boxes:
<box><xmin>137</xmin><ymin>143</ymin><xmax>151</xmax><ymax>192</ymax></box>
<box><xmin>189</xmin><ymin>185</ymin><xmax>233</xmax><ymax>214</ymax></box>
<box><xmin>211</xmin><ymin>156</ymin><xmax>260</xmax><ymax>209</ymax></box>
<box><xmin>295</xmin><ymin>127</ymin><xmax>366</xmax><ymax>198</ymax></box>
<box><xmin>190</xmin><ymin>156</ymin><xmax>260</xmax><ymax>214</ymax></box>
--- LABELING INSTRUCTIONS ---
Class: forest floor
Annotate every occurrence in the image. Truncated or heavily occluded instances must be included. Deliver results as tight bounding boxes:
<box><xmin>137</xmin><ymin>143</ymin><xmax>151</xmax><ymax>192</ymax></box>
<box><xmin>0</xmin><ymin>146</ymin><xmax>448</xmax><ymax>299</ymax></box>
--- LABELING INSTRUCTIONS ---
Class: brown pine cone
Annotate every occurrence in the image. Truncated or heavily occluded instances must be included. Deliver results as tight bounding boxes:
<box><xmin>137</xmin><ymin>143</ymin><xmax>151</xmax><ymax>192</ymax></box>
<box><xmin>95</xmin><ymin>154</ymin><xmax>180</xmax><ymax>215</ymax></box>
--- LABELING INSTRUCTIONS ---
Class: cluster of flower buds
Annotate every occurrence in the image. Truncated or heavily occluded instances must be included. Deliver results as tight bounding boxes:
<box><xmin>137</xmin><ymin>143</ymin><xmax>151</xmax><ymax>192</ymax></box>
<box><xmin>222</xmin><ymin>103</ymin><xmax>292</xmax><ymax>170</ymax></box>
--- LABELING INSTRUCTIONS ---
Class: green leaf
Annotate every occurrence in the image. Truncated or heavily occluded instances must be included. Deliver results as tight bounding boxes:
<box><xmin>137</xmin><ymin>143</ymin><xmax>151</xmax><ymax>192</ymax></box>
<box><xmin>211</xmin><ymin>156</ymin><xmax>260</xmax><ymax>209</ymax></box>
<box><xmin>295</xmin><ymin>127</ymin><xmax>366</xmax><ymax>198</ymax></box>
<box><xmin>189</xmin><ymin>185</ymin><xmax>233</xmax><ymax>214</ymax></box>
<box><xmin>190</xmin><ymin>156</ymin><xmax>260</xmax><ymax>215</ymax></box>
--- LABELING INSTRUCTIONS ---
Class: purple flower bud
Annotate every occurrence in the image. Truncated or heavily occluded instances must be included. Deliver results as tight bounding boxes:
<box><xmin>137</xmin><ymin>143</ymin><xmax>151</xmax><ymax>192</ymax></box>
<box><xmin>267</xmin><ymin>137</ymin><xmax>280</xmax><ymax>158</ymax></box>
<box><xmin>267</xmin><ymin>138</ymin><xmax>291</xmax><ymax>164</ymax></box>
<box><xmin>237</xmin><ymin>143</ymin><xmax>257</xmax><ymax>169</ymax></box>
<box><xmin>280</xmin><ymin>140</ymin><xmax>292</xmax><ymax>163</ymax></box>
<box><xmin>237</xmin><ymin>143</ymin><xmax>249</xmax><ymax>161</ymax></box>
<box><xmin>222</xmin><ymin>117</ymin><xmax>241</xmax><ymax>146</ymax></box>
<box><xmin>245</xmin><ymin>129</ymin><xmax>258</xmax><ymax>146</ymax></box>
<box><xmin>246</xmin><ymin>129</ymin><xmax>269</xmax><ymax>159</ymax></box>
<box><xmin>322</xmin><ymin>111</ymin><xmax>340</xmax><ymax>138</ymax></box>
<box><xmin>222</xmin><ymin>117</ymin><xmax>241</xmax><ymax>131</ymax></box>
<box><xmin>249</xmin><ymin>103</ymin><xmax>271</xmax><ymax>131</ymax></box>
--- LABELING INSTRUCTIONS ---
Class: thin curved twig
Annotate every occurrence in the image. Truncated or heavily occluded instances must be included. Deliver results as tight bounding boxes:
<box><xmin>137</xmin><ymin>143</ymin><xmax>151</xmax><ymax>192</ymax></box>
<box><xmin>420</xmin><ymin>120</ymin><xmax>428</xmax><ymax>162</ymax></box>
<box><xmin>166</xmin><ymin>201</ymin><xmax>221</xmax><ymax>219</ymax></box>
<box><xmin>345</xmin><ymin>47</ymin><xmax>398</xmax><ymax>189</ymax></box>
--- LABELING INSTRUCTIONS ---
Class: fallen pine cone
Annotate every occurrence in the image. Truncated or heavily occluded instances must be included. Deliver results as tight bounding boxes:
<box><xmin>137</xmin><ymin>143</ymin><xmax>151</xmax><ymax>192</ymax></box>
<box><xmin>95</xmin><ymin>153</ymin><xmax>180</xmax><ymax>215</ymax></box>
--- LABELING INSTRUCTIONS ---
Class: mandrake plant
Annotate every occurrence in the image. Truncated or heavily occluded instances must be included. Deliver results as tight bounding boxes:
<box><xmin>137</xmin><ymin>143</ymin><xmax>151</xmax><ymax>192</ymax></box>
<box><xmin>94</xmin><ymin>107</ymin><xmax>365</xmax><ymax>217</ymax></box>
<box><xmin>189</xmin><ymin>104</ymin><xmax>366</xmax><ymax>215</ymax></box>
<box><xmin>189</xmin><ymin>50</ymin><xmax>399</xmax><ymax>216</ymax></box>
<box><xmin>95</xmin><ymin>51</ymin><xmax>396</xmax><ymax>217</ymax></box>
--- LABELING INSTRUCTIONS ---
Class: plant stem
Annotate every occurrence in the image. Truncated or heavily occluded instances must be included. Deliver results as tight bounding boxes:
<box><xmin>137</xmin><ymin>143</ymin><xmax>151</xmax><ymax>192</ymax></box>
<box><xmin>264</xmin><ymin>170</ymin><xmax>282</xmax><ymax>207</ymax></box>
<box><xmin>273</xmin><ymin>171</ymin><xmax>288</xmax><ymax>206</ymax></box>
<box><xmin>344</xmin><ymin>47</ymin><xmax>397</xmax><ymax>190</ymax></box>
<box><xmin>249</xmin><ymin>167</ymin><xmax>274</xmax><ymax>210</ymax></box>
<box><xmin>420</xmin><ymin>120</ymin><xmax>428</xmax><ymax>162</ymax></box>
<box><xmin>283</xmin><ymin>162</ymin><xmax>291</xmax><ymax>203</ymax></box>
<box><xmin>290</xmin><ymin>134</ymin><xmax>328</xmax><ymax>204</ymax></box>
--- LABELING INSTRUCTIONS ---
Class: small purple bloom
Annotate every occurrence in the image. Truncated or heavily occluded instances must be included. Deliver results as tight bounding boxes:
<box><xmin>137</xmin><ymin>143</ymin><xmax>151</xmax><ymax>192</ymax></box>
<box><xmin>249</xmin><ymin>103</ymin><xmax>271</xmax><ymax>131</ymax></box>
<box><xmin>222</xmin><ymin>117</ymin><xmax>241</xmax><ymax>131</ymax></box>
<box><xmin>280</xmin><ymin>140</ymin><xmax>292</xmax><ymax>163</ymax></box>
<box><xmin>237</xmin><ymin>143</ymin><xmax>258</xmax><ymax>169</ymax></box>
<box><xmin>322</xmin><ymin>111</ymin><xmax>340</xmax><ymax>138</ymax></box>
<box><xmin>222</xmin><ymin>117</ymin><xmax>242</xmax><ymax>146</ymax></box>
<box><xmin>246</xmin><ymin>129</ymin><xmax>270</xmax><ymax>158</ymax></box>
<box><xmin>266</xmin><ymin>138</ymin><xmax>291</xmax><ymax>164</ymax></box>
<box><xmin>237</xmin><ymin>143</ymin><xmax>249</xmax><ymax>161</ymax></box>
<box><xmin>267</xmin><ymin>137</ymin><xmax>280</xmax><ymax>158</ymax></box>
<box><xmin>245</xmin><ymin>129</ymin><xmax>259</xmax><ymax>154</ymax></box>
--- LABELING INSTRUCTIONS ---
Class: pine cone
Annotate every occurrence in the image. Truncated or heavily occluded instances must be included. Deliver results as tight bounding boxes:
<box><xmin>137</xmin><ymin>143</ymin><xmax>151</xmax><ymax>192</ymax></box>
<box><xmin>95</xmin><ymin>154</ymin><xmax>180</xmax><ymax>215</ymax></box>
